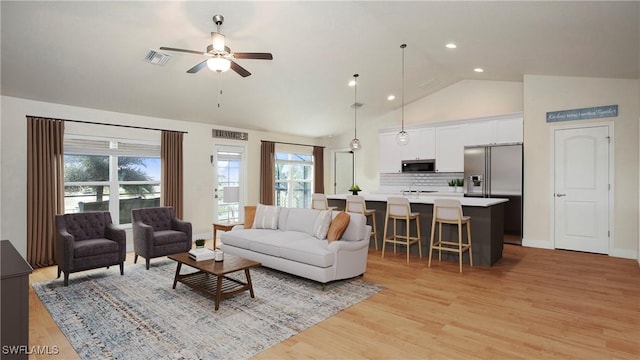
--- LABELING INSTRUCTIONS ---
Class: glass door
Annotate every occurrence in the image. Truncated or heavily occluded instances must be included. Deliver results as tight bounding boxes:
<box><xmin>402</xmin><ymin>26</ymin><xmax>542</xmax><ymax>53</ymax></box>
<box><xmin>213</xmin><ymin>144</ymin><xmax>245</xmax><ymax>223</ymax></box>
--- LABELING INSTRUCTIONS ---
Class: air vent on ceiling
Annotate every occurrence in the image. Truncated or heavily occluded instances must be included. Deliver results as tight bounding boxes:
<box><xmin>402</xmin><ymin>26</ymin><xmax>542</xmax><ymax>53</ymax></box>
<box><xmin>144</xmin><ymin>49</ymin><xmax>171</xmax><ymax>66</ymax></box>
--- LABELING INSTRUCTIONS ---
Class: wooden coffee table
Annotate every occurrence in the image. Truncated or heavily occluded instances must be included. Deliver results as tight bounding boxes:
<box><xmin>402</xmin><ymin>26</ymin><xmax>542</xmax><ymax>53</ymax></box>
<box><xmin>168</xmin><ymin>252</ymin><xmax>261</xmax><ymax>310</ymax></box>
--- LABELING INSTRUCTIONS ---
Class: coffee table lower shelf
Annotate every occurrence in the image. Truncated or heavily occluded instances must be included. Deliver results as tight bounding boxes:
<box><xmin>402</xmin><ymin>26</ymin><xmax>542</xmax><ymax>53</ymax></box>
<box><xmin>174</xmin><ymin>270</ymin><xmax>254</xmax><ymax>310</ymax></box>
<box><xmin>168</xmin><ymin>252</ymin><xmax>261</xmax><ymax>311</ymax></box>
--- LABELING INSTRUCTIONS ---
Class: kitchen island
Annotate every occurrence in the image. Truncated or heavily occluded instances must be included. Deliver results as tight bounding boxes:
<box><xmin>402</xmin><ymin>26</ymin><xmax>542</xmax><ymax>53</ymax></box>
<box><xmin>327</xmin><ymin>193</ymin><xmax>508</xmax><ymax>266</ymax></box>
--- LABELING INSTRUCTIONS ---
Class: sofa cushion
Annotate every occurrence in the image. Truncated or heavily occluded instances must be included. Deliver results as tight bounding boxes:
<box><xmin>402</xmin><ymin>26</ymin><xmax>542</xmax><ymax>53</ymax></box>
<box><xmin>283</xmin><ymin>208</ymin><xmax>320</xmax><ymax>235</ymax></box>
<box><xmin>279</xmin><ymin>239</ymin><xmax>334</xmax><ymax>268</ymax></box>
<box><xmin>327</xmin><ymin>211</ymin><xmax>350</xmax><ymax>242</ymax></box>
<box><xmin>222</xmin><ymin>229</ymin><xmax>278</xmax><ymax>250</ymax></box>
<box><xmin>153</xmin><ymin>230</ymin><xmax>189</xmax><ymax>246</ymax></box>
<box><xmin>74</xmin><ymin>238</ymin><xmax>119</xmax><ymax>258</ymax></box>
<box><xmin>254</xmin><ymin>204</ymin><xmax>281</xmax><ymax>229</ymax></box>
<box><xmin>313</xmin><ymin>210</ymin><xmax>332</xmax><ymax>240</ymax></box>
<box><xmin>248</xmin><ymin>231</ymin><xmax>311</xmax><ymax>257</ymax></box>
<box><xmin>244</xmin><ymin>206</ymin><xmax>256</xmax><ymax>229</ymax></box>
<box><xmin>336</xmin><ymin>212</ymin><xmax>366</xmax><ymax>241</ymax></box>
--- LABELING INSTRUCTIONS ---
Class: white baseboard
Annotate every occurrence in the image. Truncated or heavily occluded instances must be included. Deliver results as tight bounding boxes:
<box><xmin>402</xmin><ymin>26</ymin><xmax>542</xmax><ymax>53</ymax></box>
<box><xmin>193</xmin><ymin>232</ymin><xmax>212</xmax><ymax>241</ymax></box>
<box><xmin>521</xmin><ymin>238</ymin><xmax>554</xmax><ymax>249</ymax></box>
<box><xmin>609</xmin><ymin>247</ymin><xmax>638</xmax><ymax>260</ymax></box>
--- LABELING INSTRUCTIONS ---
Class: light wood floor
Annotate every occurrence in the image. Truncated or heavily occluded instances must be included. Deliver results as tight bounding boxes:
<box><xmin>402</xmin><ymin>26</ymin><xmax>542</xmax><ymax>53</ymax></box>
<box><xmin>28</xmin><ymin>244</ymin><xmax>640</xmax><ymax>359</ymax></box>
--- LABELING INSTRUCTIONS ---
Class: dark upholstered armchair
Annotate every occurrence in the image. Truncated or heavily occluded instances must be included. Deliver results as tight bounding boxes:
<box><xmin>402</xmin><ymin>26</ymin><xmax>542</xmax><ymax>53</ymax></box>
<box><xmin>55</xmin><ymin>211</ymin><xmax>126</xmax><ymax>286</ymax></box>
<box><xmin>131</xmin><ymin>206</ymin><xmax>192</xmax><ymax>270</ymax></box>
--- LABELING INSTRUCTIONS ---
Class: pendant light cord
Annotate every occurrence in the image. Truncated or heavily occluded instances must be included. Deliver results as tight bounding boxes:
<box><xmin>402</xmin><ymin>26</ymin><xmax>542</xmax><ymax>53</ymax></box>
<box><xmin>353</xmin><ymin>74</ymin><xmax>359</xmax><ymax>139</ymax></box>
<box><xmin>401</xmin><ymin>44</ymin><xmax>406</xmax><ymax>132</ymax></box>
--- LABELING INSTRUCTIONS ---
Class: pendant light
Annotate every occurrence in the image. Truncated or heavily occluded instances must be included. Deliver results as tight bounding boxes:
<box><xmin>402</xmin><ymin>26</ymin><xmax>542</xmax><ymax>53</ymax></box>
<box><xmin>396</xmin><ymin>44</ymin><xmax>410</xmax><ymax>146</ymax></box>
<box><xmin>349</xmin><ymin>74</ymin><xmax>361</xmax><ymax>152</ymax></box>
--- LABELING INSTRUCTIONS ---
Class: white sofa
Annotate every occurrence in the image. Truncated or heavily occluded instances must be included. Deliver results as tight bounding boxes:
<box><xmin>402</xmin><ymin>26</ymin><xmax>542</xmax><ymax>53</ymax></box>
<box><xmin>220</xmin><ymin>207</ymin><xmax>370</xmax><ymax>284</ymax></box>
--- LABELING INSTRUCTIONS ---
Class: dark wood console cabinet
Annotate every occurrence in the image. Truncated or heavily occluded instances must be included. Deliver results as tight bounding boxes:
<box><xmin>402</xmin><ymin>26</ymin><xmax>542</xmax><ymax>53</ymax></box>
<box><xmin>1</xmin><ymin>240</ymin><xmax>33</xmax><ymax>360</ymax></box>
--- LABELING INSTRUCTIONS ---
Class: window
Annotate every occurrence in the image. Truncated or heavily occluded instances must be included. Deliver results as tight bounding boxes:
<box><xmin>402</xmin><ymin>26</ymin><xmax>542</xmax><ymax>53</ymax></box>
<box><xmin>63</xmin><ymin>136</ymin><xmax>161</xmax><ymax>225</ymax></box>
<box><xmin>275</xmin><ymin>152</ymin><xmax>313</xmax><ymax>208</ymax></box>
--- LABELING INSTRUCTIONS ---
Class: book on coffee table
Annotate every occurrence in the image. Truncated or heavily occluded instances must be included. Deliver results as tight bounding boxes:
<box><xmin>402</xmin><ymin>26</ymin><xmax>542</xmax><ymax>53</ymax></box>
<box><xmin>188</xmin><ymin>248</ymin><xmax>215</xmax><ymax>261</ymax></box>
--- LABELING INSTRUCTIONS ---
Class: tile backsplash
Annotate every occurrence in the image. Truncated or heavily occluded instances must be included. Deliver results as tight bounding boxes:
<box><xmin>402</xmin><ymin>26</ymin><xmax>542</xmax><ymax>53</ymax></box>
<box><xmin>379</xmin><ymin>172</ymin><xmax>463</xmax><ymax>193</ymax></box>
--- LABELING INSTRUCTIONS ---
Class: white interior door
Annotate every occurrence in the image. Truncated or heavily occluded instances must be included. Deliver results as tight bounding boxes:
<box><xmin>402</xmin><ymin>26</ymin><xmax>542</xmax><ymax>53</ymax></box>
<box><xmin>554</xmin><ymin>125</ymin><xmax>610</xmax><ymax>254</ymax></box>
<box><xmin>213</xmin><ymin>145</ymin><xmax>245</xmax><ymax>223</ymax></box>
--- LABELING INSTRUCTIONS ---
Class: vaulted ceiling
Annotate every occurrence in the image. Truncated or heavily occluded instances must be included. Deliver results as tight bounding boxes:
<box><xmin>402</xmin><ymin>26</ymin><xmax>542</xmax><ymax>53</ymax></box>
<box><xmin>2</xmin><ymin>1</ymin><xmax>638</xmax><ymax>138</ymax></box>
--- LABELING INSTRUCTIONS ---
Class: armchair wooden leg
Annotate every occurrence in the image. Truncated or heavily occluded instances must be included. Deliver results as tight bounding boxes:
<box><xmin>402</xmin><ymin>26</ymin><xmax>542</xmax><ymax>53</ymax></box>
<box><xmin>63</xmin><ymin>273</ymin><xmax>69</xmax><ymax>287</ymax></box>
<box><xmin>119</xmin><ymin>263</ymin><xmax>124</xmax><ymax>275</ymax></box>
<box><xmin>57</xmin><ymin>267</ymin><xmax>62</xmax><ymax>279</ymax></box>
<box><xmin>134</xmin><ymin>253</ymin><xmax>139</xmax><ymax>264</ymax></box>
<box><xmin>146</xmin><ymin>258</ymin><xmax>150</xmax><ymax>270</ymax></box>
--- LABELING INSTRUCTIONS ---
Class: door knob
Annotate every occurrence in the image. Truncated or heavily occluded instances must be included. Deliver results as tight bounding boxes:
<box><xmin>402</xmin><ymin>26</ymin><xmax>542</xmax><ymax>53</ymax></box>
<box><xmin>555</xmin><ymin>193</ymin><xmax>566</xmax><ymax>197</ymax></box>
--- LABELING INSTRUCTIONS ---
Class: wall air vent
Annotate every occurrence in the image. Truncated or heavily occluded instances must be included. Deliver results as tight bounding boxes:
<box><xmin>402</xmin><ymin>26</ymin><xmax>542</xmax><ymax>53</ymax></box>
<box><xmin>212</xmin><ymin>129</ymin><xmax>249</xmax><ymax>141</ymax></box>
<box><xmin>144</xmin><ymin>49</ymin><xmax>171</xmax><ymax>66</ymax></box>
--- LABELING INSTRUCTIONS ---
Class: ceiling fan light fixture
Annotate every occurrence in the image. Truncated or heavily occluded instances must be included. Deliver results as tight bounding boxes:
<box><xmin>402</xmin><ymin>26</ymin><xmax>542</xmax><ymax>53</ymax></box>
<box><xmin>211</xmin><ymin>32</ymin><xmax>226</xmax><ymax>52</ymax></box>
<box><xmin>207</xmin><ymin>57</ymin><xmax>231</xmax><ymax>72</ymax></box>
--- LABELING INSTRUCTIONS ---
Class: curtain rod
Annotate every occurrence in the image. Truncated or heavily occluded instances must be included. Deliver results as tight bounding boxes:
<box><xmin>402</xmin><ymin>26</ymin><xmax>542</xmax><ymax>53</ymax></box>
<box><xmin>27</xmin><ymin>115</ymin><xmax>188</xmax><ymax>134</ymax></box>
<box><xmin>261</xmin><ymin>140</ymin><xmax>325</xmax><ymax>148</ymax></box>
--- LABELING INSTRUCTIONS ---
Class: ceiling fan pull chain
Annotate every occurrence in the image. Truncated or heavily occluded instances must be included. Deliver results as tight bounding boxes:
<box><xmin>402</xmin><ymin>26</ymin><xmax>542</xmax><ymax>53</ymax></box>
<box><xmin>217</xmin><ymin>72</ymin><xmax>223</xmax><ymax>109</ymax></box>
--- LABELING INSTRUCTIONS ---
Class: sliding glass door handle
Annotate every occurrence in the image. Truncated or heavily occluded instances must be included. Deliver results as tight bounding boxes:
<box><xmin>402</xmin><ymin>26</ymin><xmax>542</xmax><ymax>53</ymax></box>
<box><xmin>555</xmin><ymin>193</ymin><xmax>566</xmax><ymax>197</ymax></box>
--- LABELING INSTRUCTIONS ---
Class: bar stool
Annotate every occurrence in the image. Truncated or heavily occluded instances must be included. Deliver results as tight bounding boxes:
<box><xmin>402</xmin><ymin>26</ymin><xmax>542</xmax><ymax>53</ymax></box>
<box><xmin>428</xmin><ymin>199</ymin><xmax>473</xmax><ymax>272</ymax></box>
<box><xmin>311</xmin><ymin>193</ymin><xmax>337</xmax><ymax>211</ymax></box>
<box><xmin>382</xmin><ymin>197</ymin><xmax>422</xmax><ymax>263</ymax></box>
<box><xmin>346</xmin><ymin>195</ymin><xmax>379</xmax><ymax>250</ymax></box>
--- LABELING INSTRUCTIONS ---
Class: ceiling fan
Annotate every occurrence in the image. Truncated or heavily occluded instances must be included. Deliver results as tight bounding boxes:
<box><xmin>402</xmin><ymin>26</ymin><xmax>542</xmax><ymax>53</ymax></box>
<box><xmin>160</xmin><ymin>15</ymin><xmax>273</xmax><ymax>77</ymax></box>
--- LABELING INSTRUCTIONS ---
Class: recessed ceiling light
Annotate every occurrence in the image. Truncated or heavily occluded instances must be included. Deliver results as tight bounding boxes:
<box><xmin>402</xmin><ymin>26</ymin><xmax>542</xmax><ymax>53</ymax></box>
<box><xmin>474</xmin><ymin>68</ymin><xmax>484</xmax><ymax>73</ymax></box>
<box><xmin>387</xmin><ymin>95</ymin><xmax>396</xmax><ymax>101</ymax></box>
<box><xmin>445</xmin><ymin>43</ymin><xmax>457</xmax><ymax>49</ymax></box>
<box><xmin>348</xmin><ymin>79</ymin><xmax>356</xmax><ymax>87</ymax></box>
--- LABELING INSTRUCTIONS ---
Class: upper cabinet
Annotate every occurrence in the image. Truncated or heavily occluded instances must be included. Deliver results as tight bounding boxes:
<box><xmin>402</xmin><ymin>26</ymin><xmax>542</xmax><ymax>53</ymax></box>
<box><xmin>403</xmin><ymin>128</ymin><xmax>436</xmax><ymax>160</ymax></box>
<box><xmin>496</xmin><ymin>116</ymin><xmax>523</xmax><ymax>143</ymax></box>
<box><xmin>379</xmin><ymin>113</ymin><xmax>522</xmax><ymax>174</ymax></box>
<box><xmin>465</xmin><ymin>116</ymin><xmax>523</xmax><ymax>146</ymax></box>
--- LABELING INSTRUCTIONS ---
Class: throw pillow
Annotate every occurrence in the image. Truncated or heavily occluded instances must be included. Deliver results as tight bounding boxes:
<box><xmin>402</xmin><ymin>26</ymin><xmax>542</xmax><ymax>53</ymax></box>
<box><xmin>312</xmin><ymin>210</ymin><xmax>332</xmax><ymax>240</ymax></box>
<box><xmin>327</xmin><ymin>211</ymin><xmax>350</xmax><ymax>242</ymax></box>
<box><xmin>253</xmin><ymin>204</ymin><xmax>281</xmax><ymax>230</ymax></box>
<box><xmin>244</xmin><ymin>206</ymin><xmax>256</xmax><ymax>229</ymax></box>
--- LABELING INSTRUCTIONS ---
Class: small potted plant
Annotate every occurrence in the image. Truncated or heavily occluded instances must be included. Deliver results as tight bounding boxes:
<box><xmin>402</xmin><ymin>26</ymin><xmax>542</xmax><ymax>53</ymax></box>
<box><xmin>349</xmin><ymin>184</ymin><xmax>361</xmax><ymax>195</ymax></box>
<box><xmin>455</xmin><ymin>178</ymin><xmax>464</xmax><ymax>193</ymax></box>
<box><xmin>448</xmin><ymin>179</ymin><xmax>456</xmax><ymax>192</ymax></box>
<box><xmin>195</xmin><ymin>239</ymin><xmax>206</xmax><ymax>248</ymax></box>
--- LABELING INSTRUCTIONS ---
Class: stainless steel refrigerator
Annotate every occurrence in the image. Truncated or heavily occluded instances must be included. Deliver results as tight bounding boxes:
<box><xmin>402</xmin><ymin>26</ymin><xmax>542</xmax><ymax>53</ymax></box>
<box><xmin>464</xmin><ymin>143</ymin><xmax>523</xmax><ymax>242</ymax></box>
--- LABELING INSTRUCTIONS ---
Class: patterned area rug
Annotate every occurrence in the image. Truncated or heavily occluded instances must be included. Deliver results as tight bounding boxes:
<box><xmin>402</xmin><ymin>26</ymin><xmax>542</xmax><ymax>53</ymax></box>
<box><xmin>33</xmin><ymin>259</ymin><xmax>382</xmax><ymax>359</ymax></box>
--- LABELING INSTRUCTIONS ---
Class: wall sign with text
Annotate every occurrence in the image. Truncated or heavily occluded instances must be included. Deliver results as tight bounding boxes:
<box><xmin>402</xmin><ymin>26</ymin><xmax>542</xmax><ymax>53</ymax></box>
<box><xmin>546</xmin><ymin>105</ymin><xmax>618</xmax><ymax>122</ymax></box>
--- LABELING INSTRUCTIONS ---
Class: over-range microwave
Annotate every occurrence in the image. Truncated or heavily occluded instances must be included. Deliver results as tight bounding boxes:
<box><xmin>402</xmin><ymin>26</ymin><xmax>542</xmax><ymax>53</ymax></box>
<box><xmin>401</xmin><ymin>159</ymin><xmax>436</xmax><ymax>173</ymax></box>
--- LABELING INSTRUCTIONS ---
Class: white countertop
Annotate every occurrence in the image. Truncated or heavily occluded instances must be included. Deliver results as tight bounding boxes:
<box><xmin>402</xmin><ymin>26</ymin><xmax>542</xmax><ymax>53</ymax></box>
<box><xmin>327</xmin><ymin>192</ymin><xmax>509</xmax><ymax>207</ymax></box>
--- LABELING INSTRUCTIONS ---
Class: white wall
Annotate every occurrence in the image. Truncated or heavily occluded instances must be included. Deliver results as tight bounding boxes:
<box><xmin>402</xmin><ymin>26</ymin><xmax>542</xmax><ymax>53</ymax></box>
<box><xmin>522</xmin><ymin>75</ymin><xmax>639</xmax><ymax>258</ymax></box>
<box><xmin>0</xmin><ymin>96</ymin><xmax>327</xmax><ymax>256</ymax></box>
<box><xmin>327</xmin><ymin>80</ymin><xmax>524</xmax><ymax>194</ymax></box>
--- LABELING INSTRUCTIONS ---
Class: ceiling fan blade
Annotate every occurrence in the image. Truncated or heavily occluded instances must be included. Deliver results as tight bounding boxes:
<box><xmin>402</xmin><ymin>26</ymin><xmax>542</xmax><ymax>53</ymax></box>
<box><xmin>187</xmin><ymin>60</ymin><xmax>208</xmax><ymax>73</ymax></box>
<box><xmin>230</xmin><ymin>61</ymin><xmax>251</xmax><ymax>77</ymax></box>
<box><xmin>233</xmin><ymin>52</ymin><xmax>273</xmax><ymax>60</ymax></box>
<box><xmin>160</xmin><ymin>47</ymin><xmax>205</xmax><ymax>56</ymax></box>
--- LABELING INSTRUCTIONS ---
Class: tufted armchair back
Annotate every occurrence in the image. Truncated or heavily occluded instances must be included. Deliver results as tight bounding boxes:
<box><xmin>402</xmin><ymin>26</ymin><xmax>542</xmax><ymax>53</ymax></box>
<box><xmin>57</xmin><ymin>211</ymin><xmax>110</xmax><ymax>241</ymax></box>
<box><xmin>132</xmin><ymin>207</ymin><xmax>175</xmax><ymax>231</ymax></box>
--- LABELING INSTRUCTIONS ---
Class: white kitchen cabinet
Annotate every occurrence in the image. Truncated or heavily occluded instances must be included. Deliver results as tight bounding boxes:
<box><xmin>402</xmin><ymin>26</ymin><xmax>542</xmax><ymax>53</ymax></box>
<box><xmin>496</xmin><ymin>116</ymin><xmax>523</xmax><ymax>143</ymax></box>
<box><xmin>435</xmin><ymin>125</ymin><xmax>465</xmax><ymax>172</ymax></box>
<box><xmin>464</xmin><ymin>120</ymin><xmax>496</xmax><ymax>146</ymax></box>
<box><xmin>378</xmin><ymin>132</ymin><xmax>402</xmax><ymax>173</ymax></box>
<box><xmin>403</xmin><ymin>128</ymin><xmax>436</xmax><ymax>160</ymax></box>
